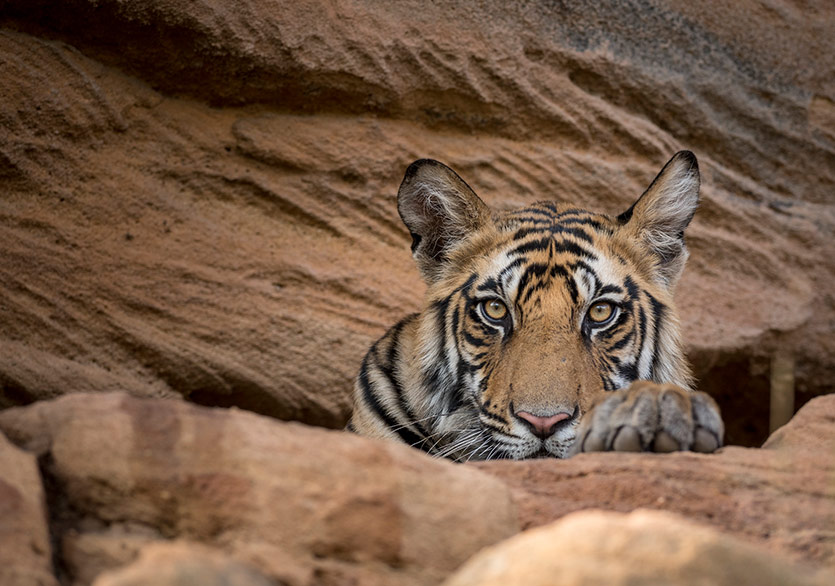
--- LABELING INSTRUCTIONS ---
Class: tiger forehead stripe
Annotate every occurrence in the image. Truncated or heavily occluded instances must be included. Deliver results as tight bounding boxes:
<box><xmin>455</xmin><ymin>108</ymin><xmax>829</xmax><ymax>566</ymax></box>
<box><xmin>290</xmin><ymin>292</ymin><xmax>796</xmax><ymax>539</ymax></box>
<box><xmin>598</xmin><ymin>283</ymin><xmax>624</xmax><ymax>296</ymax></box>
<box><xmin>509</xmin><ymin>204</ymin><xmax>605</xmax><ymax>218</ymax></box>
<box><xmin>512</xmin><ymin>225</ymin><xmax>594</xmax><ymax>243</ymax></box>
<box><xmin>503</xmin><ymin>217</ymin><xmax>611</xmax><ymax>259</ymax></box>
<box><xmin>508</xmin><ymin>200</ymin><xmax>621</xmax><ymax>284</ymax></box>
<box><xmin>508</xmin><ymin>237</ymin><xmax>597</xmax><ymax>260</ymax></box>
<box><xmin>506</xmin><ymin>214</ymin><xmax>602</xmax><ymax>229</ymax></box>
<box><xmin>476</xmin><ymin>277</ymin><xmax>502</xmax><ymax>295</ymax></box>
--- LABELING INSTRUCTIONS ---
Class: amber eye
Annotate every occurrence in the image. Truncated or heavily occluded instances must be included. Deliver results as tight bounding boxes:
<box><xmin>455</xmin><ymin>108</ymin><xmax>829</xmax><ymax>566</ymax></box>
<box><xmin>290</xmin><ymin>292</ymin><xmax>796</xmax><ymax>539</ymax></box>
<box><xmin>481</xmin><ymin>299</ymin><xmax>509</xmax><ymax>322</ymax></box>
<box><xmin>587</xmin><ymin>301</ymin><xmax>615</xmax><ymax>324</ymax></box>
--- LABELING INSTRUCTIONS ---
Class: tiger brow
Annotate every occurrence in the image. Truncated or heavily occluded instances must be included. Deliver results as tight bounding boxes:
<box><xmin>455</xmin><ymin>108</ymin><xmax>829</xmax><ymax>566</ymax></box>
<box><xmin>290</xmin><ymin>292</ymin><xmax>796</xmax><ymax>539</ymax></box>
<box><xmin>512</xmin><ymin>224</ymin><xmax>594</xmax><ymax>243</ymax></box>
<box><xmin>508</xmin><ymin>236</ymin><xmax>597</xmax><ymax>259</ymax></box>
<box><xmin>475</xmin><ymin>257</ymin><xmax>526</xmax><ymax>297</ymax></box>
<box><xmin>499</xmin><ymin>257</ymin><xmax>526</xmax><ymax>288</ymax></box>
<box><xmin>476</xmin><ymin>277</ymin><xmax>502</xmax><ymax>295</ymax></box>
<box><xmin>597</xmin><ymin>283</ymin><xmax>624</xmax><ymax>297</ymax></box>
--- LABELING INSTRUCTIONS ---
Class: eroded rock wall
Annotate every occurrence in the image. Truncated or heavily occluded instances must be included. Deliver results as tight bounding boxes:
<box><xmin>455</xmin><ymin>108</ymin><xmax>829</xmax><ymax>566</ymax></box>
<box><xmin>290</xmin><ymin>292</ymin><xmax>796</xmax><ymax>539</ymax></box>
<box><xmin>1</xmin><ymin>1</ymin><xmax>833</xmax><ymax>442</ymax></box>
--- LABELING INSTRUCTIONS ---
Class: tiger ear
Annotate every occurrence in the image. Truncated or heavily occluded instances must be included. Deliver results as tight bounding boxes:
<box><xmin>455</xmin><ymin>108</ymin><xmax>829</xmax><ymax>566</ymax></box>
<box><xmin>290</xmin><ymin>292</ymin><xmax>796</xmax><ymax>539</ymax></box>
<box><xmin>397</xmin><ymin>159</ymin><xmax>491</xmax><ymax>283</ymax></box>
<box><xmin>617</xmin><ymin>151</ymin><xmax>700</xmax><ymax>288</ymax></box>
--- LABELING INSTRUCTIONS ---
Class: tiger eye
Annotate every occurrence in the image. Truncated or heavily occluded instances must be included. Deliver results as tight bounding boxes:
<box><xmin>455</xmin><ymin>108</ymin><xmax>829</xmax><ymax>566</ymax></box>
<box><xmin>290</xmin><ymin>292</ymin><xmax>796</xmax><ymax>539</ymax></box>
<box><xmin>482</xmin><ymin>299</ymin><xmax>508</xmax><ymax>321</ymax></box>
<box><xmin>588</xmin><ymin>301</ymin><xmax>614</xmax><ymax>323</ymax></box>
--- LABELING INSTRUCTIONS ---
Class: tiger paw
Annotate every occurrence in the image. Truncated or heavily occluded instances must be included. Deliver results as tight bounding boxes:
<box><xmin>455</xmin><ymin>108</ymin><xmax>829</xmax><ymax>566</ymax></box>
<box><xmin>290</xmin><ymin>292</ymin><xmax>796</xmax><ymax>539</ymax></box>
<box><xmin>569</xmin><ymin>381</ymin><xmax>724</xmax><ymax>456</ymax></box>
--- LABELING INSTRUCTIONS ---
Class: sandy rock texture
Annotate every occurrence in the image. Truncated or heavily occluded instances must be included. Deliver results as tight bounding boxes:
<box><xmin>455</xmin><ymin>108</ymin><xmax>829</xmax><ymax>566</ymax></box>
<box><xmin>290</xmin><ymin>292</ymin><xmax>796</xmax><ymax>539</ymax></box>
<box><xmin>0</xmin><ymin>432</ymin><xmax>57</xmax><ymax>586</ymax></box>
<box><xmin>0</xmin><ymin>392</ymin><xmax>518</xmax><ymax>586</ymax></box>
<box><xmin>92</xmin><ymin>543</ymin><xmax>275</xmax><ymax>586</ymax></box>
<box><xmin>0</xmin><ymin>1</ymin><xmax>833</xmax><ymax>444</ymax></box>
<box><xmin>476</xmin><ymin>393</ymin><xmax>835</xmax><ymax>568</ymax></box>
<box><xmin>443</xmin><ymin>509</ymin><xmax>835</xmax><ymax>586</ymax></box>
<box><xmin>1</xmin><ymin>391</ymin><xmax>831</xmax><ymax>585</ymax></box>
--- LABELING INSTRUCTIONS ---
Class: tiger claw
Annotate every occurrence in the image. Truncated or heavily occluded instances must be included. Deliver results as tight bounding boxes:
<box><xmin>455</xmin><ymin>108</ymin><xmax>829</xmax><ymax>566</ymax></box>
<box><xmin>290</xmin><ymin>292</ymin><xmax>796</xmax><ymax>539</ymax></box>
<box><xmin>570</xmin><ymin>382</ymin><xmax>724</xmax><ymax>456</ymax></box>
<box><xmin>612</xmin><ymin>426</ymin><xmax>642</xmax><ymax>452</ymax></box>
<box><xmin>692</xmin><ymin>427</ymin><xmax>720</xmax><ymax>453</ymax></box>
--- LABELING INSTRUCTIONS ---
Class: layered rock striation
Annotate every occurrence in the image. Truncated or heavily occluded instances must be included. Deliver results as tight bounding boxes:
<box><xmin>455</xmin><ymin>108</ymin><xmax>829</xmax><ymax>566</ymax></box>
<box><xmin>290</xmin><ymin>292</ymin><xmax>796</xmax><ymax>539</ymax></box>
<box><xmin>0</xmin><ymin>0</ymin><xmax>833</xmax><ymax>443</ymax></box>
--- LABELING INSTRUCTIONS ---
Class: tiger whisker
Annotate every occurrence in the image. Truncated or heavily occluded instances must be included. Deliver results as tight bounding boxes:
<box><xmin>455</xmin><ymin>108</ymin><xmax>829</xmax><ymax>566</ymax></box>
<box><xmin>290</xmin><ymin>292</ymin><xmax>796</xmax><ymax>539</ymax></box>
<box><xmin>433</xmin><ymin>431</ymin><xmax>477</xmax><ymax>458</ymax></box>
<box><xmin>390</xmin><ymin>411</ymin><xmax>454</xmax><ymax>435</ymax></box>
<box><xmin>416</xmin><ymin>428</ymin><xmax>457</xmax><ymax>453</ymax></box>
<box><xmin>482</xmin><ymin>442</ymin><xmax>504</xmax><ymax>461</ymax></box>
<box><xmin>455</xmin><ymin>430</ymin><xmax>490</xmax><ymax>462</ymax></box>
<box><xmin>466</xmin><ymin>436</ymin><xmax>495</xmax><ymax>462</ymax></box>
<box><xmin>434</xmin><ymin>428</ymin><xmax>483</xmax><ymax>460</ymax></box>
<box><xmin>412</xmin><ymin>423</ymin><xmax>474</xmax><ymax>454</ymax></box>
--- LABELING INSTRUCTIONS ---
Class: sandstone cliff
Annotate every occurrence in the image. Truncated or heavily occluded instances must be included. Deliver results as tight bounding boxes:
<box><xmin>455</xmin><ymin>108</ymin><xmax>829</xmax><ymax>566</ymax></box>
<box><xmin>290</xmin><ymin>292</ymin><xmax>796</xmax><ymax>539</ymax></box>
<box><xmin>2</xmin><ymin>0</ymin><xmax>833</xmax><ymax>442</ymax></box>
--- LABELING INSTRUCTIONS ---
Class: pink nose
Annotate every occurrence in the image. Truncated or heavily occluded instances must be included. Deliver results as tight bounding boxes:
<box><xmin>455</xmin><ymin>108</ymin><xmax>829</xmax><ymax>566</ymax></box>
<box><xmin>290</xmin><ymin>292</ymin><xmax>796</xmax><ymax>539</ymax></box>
<box><xmin>516</xmin><ymin>411</ymin><xmax>572</xmax><ymax>439</ymax></box>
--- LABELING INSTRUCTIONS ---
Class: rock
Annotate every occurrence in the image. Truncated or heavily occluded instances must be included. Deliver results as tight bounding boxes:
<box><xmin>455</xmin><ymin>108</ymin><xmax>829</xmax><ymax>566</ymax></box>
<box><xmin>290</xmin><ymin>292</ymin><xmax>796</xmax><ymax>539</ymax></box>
<box><xmin>61</xmin><ymin>523</ymin><xmax>162</xmax><ymax>586</ymax></box>
<box><xmin>0</xmin><ymin>1</ymin><xmax>833</xmax><ymax>441</ymax></box>
<box><xmin>92</xmin><ymin>542</ymin><xmax>275</xmax><ymax>586</ymax></box>
<box><xmin>0</xmin><ymin>431</ymin><xmax>57</xmax><ymax>586</ymax></box>
<box><xmin>3</xmin><ymin>393</ymin><xmax>832</xmax><ymax>586</ymax></box>
<box><xmin>476</xmin><ymin>394</ymin><xmax>835</xmax><ymax>568</ymax></box>
<box><xmin>442</xmin><ymin>509</ymin><xmax>835</xmax><ymax>586</ymax></box>
<box><xmin>761</xmin><ymin>388</ymin><xmax>835</xmax><ymax>451</ymax></box>
<box><xmin>0</xmin><ymin>392</ymin><xmax>518</xmax><ymax>586</ymax></box>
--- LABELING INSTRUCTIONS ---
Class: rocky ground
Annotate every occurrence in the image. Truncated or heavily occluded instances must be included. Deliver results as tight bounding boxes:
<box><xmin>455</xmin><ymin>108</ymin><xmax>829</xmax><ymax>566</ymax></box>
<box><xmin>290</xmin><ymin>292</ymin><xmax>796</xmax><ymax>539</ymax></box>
<box><xmin>1</xmin><ymin>1</ymin><xmax>833</xmax><ymax>585</ymax></box>
<box><xmin>0</xmin><ymin>392</ymin><xmax>833</xmax><ymax>585</ymax></box>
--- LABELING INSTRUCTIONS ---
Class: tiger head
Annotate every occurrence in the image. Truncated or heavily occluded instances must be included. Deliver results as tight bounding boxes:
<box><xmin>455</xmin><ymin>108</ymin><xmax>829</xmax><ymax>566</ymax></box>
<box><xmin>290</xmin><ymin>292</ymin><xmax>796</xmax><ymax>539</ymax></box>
<box><xmin>351</xmin><ymin>152</ymin><xmax>700</xmax><ymax>460</ymax></box>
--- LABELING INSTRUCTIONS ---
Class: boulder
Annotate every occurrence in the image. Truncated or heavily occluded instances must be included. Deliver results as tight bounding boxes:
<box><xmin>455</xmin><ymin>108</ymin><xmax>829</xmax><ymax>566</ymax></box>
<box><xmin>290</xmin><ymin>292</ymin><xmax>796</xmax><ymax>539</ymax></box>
<box><xmin>2</xmin><ymin>391</ymin><xmax>833</xmax><ymax>585</ymax></box>
<box><xmin>0</xmin><ymin>1</ymin><xmax>833</xmax><ymax>443</ymax></box>
<box><xmin>476</xmin><ymin>394</ymin><xmax>835</xmax><ymax>568</ymax></box>
<box><xmin>0</xmin><ymin>392</ymin><xmax>518</xmax><ymax>586</ymax></box>
<box><xmin>0</xmin><ymin>432</ymin><xmax>57</xmax><ymax>586</ymax></box>
<box><xmin>92</xmin><ymin>542</ymin><xmax>275</xmax><ymax>586</ymax></box>
<box><xmin>443</xmin><ymin>509</ymin><xmax>835</xmax><ymax>586</ymax></box>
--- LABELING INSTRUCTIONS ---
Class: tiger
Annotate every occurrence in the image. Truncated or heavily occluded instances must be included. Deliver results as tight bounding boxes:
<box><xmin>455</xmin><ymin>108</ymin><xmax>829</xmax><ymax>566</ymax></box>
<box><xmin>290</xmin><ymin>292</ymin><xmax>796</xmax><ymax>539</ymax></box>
<box><xmin>348</xmin><ymin>151</ymin><xmax>724</xmax><ymax>461</ymax></box>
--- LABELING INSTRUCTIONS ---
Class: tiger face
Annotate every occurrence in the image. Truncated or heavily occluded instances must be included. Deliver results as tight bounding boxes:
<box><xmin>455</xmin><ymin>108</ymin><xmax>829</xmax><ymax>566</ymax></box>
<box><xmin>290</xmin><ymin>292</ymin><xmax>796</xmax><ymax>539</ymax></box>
<box><xmin>350</xmin><ymin>152</ymin><xmax>701</xmax><ymax>460</ymax></box>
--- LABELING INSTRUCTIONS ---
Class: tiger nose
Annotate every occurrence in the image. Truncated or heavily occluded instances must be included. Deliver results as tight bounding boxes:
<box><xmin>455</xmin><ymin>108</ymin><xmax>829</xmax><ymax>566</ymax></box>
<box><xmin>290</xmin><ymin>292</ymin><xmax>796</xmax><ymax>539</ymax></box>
<box><xmin>515</xmin><ymin>410</ymin><xmax>572</xmax><ymax>439</ymax></box>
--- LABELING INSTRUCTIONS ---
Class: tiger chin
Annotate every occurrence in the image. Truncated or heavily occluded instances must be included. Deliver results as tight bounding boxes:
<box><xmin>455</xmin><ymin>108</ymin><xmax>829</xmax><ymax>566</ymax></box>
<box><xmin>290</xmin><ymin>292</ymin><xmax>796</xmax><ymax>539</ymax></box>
<box><xmin>348</xmin><ymin>152</ymin><xmax>724</xmax><ymax>461</ymax></box>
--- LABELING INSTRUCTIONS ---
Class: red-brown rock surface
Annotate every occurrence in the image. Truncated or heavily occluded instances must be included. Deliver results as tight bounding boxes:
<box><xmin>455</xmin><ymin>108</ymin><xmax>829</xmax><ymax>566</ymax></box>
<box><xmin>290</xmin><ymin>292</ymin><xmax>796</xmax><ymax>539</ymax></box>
<box><xmin>0</xmin><ymin>390</ymin><xmax>832</xmax><ymax>585</ymax></box>
<box><xmin>92</xmin><ymin>542</ymin><xmax>275</xmax><ymax>586</ymax></box>
<box><xmin>1</xmin><ymin>0</ymin><xmax>833</xmax><ymax>445</ymax></box>
<box><xmin>476</xmin><ymin>393</ymin><xmax>835</xmax><ymax>568</ymax></box>
<box><xmin>443</xmin><ymin>509</ymin><xmax>835</xmax><ymax>586</ymax></box>
<box><xmin>0</xmin><ymin>432</ymin><xmax>57</xmax><ymax>586</ymax></box>
<box><xmin>0</xmin><ymin>392</ymin><xmax>517</xmax><ymax>586</ymax></box>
